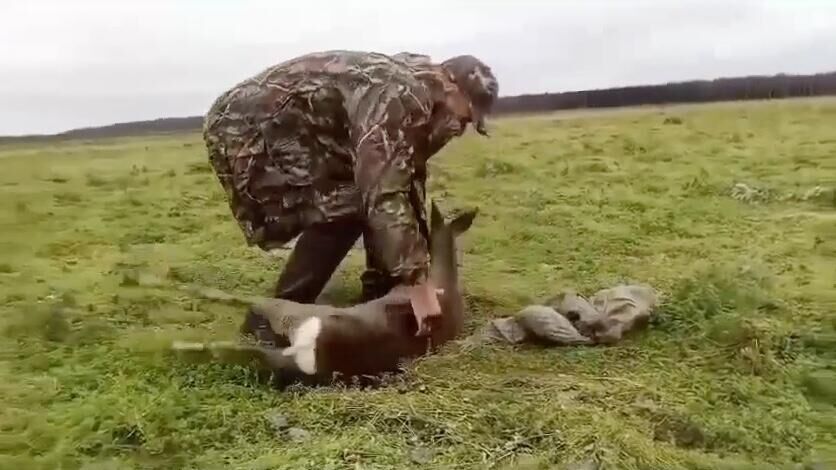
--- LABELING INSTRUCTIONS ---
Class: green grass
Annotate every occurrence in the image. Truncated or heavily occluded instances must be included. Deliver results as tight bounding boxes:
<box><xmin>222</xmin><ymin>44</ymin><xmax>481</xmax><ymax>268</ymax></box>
<box><xmin>1</xmin><ymin>98</ymin><xmax>834</xmax><ymax>469</ymax></box>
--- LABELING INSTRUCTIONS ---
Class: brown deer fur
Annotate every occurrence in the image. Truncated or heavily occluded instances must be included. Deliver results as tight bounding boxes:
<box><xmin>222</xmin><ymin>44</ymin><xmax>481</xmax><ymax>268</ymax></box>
<box><xmin>175</xmin><ymin>202</ymin><xmax>476</xmax><ymax>385</ymax></box>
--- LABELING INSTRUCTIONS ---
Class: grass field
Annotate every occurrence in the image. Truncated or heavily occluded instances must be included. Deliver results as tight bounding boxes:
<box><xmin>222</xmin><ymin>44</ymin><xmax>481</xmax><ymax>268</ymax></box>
<box><xmin>1</xmin><ymin>98</ymin><xmax>834</xmax><ymax>469</ymax></box>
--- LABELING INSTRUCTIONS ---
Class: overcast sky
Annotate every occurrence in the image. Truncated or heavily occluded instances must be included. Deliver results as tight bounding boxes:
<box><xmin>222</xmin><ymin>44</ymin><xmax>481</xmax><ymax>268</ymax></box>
<box><xmin>1</xmin><ymin>0</ymin><xmax>834</xmax><ymax>135</ymax></box>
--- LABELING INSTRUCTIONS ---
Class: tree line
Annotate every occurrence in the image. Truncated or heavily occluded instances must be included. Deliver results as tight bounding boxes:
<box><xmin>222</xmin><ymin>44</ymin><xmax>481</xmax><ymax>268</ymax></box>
<box><xmin>3</xmin><ymin>71</ymin><xmax>835</xmax><ymax>142</ymax></box>
<box><xmin>492</xmin><ymin>71</ymin><xmax>836</xmax><ymax>114</ymax></box>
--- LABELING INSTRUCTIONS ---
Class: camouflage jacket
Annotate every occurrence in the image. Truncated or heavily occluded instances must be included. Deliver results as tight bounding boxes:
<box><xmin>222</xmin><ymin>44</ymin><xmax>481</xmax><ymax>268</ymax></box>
<box><xmin>204</xmin><ymin>50</ymin><xmax>468</xmax><ymax>285</ymax></box>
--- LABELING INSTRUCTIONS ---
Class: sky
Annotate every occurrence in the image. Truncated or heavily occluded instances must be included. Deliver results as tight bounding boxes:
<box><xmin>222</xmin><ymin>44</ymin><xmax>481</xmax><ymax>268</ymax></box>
<box><xmin>1</xmin><ymin>0</ymin><xmax>835</xmax><ymax>135</ymax></box>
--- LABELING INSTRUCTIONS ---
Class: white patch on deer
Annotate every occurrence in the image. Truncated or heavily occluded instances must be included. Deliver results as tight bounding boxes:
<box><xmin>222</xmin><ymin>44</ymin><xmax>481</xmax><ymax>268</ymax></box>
<box><xmin>281</xmin><ymin>317</ymin><xmax>321</xmax><ymax>374</ymax></box>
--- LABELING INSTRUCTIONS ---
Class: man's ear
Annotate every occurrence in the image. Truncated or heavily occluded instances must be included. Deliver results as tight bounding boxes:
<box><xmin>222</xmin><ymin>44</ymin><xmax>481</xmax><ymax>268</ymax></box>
<box><xmin>449</xmin><ymin>208</ymin><xmax>478</xmax><ymax>237</ymax></box>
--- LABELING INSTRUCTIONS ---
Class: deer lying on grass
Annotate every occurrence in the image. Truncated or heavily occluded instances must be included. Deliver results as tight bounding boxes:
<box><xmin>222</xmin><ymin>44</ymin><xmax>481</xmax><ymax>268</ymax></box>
<box><xmin>172</xmin><ymin>202</ymin><xmax>477</xmax><ymax>385</ymax></box>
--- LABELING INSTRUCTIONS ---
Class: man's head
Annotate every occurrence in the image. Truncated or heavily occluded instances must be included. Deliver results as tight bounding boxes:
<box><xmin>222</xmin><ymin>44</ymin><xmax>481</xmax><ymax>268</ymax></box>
<box><xmin>441</xmin><ymin>55</ymin><xmax>499</xmax><ymax>136</ymax></box>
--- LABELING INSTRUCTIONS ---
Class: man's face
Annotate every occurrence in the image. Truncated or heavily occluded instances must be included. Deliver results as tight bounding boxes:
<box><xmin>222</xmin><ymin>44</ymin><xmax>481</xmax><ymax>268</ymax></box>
<box><xmin>444</xmin><ymin>87</ymin><xmax>492</xmax><ymax>137</ymax></box>
<box><xmin>424</xmin><ymin>89</ymin><xmax>470</xmax><ymax>141</ymax></box>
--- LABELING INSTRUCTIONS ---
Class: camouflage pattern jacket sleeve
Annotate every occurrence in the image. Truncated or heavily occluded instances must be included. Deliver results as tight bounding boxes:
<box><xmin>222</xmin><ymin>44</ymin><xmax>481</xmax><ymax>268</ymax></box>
<box><xmin>351</xmin><ymin>83</ymin><xmax>434</xmax><ymax>286</ymax></box>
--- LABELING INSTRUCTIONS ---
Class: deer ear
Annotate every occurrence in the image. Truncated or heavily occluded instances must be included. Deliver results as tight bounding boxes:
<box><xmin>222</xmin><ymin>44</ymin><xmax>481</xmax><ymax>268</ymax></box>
<box><xmin>450</xmin><ymin>208</ymin><xmax>477</xmax><ymax>236</ymax></box>
<box><xmin>430</xmin><ymin>200</ymin><xmax>444</xmax><ymax>232</ymax></box>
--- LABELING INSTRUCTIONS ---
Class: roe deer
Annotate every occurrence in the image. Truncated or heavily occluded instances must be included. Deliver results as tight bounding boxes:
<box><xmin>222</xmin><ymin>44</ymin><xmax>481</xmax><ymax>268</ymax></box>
<box><xmin>173</xmin><ymin>201</ymin><xmax>476</xmax><ymax>385</ymax></box>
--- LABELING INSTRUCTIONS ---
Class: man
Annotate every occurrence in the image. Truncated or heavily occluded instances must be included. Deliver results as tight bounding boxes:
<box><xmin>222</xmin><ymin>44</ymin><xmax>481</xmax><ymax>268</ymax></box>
<box><xmin>203</xmin><ymin>50</ymin><xmax>498</xmax><ymax>340</ymax></box>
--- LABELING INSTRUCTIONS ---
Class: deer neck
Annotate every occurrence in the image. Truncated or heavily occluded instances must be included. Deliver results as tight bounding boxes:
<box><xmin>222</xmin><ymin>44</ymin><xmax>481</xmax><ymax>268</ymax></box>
<box><xmin>428</xmin><ymin>235</ymin><xmax>464</xmax><ymax>340</ymax></box>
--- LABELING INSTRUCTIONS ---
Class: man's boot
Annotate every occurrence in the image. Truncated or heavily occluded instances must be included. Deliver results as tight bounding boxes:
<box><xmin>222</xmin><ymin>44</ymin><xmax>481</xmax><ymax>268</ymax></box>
<box><xmin>359</xmin><ymin>268</ymin><xmax>397</xmax><ymax>303</ymax></box>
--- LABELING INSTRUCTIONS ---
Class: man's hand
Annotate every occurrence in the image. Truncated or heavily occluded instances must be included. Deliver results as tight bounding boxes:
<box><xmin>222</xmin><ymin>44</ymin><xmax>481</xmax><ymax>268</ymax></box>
<box><xmin>409</xmin><ymin>280</ymin><xmax>443</xmax><ymax>336</ymax></box>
